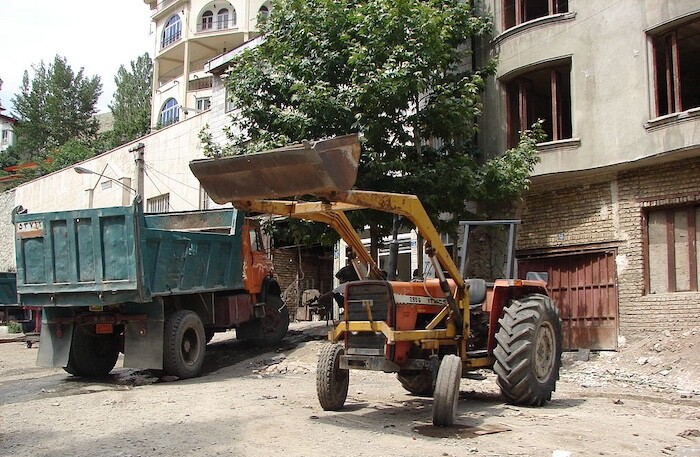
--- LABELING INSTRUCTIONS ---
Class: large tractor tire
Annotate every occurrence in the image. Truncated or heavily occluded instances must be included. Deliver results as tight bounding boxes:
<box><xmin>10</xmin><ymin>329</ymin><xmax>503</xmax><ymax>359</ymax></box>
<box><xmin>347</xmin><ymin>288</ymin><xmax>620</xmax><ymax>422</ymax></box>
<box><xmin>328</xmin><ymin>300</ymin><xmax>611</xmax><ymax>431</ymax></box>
<box><xmin>432</xmin><ymin>354</ymin><xmax>462</xmax><ymax>426</ymax></box>
<box><xmin>163</xmin><ymin>310</ymin><xmax>206</xmax><ymax>379</ymax></box>
<box><xmin>237</xmin><ymin>296</ymin><xmax>289</xmax><ymax>346</ymax></box>
<box><xmin>316</xmin><ymin>344</ymin><xmax>349</xmax><ymax>411</ymax></box>
<box><xmin>64</xmin><ymin>325</ymin><xmax>120</xmax><ymax>377</ymax></box>
<box><xmin>397</xmin><ymin>370</ymin><xmax>434</xmax><ymax>396</ymax></box>
<box><xmin>493</xmin><ymin>293</ymin><xmax>562</xmax><ymax>406</ymax></box>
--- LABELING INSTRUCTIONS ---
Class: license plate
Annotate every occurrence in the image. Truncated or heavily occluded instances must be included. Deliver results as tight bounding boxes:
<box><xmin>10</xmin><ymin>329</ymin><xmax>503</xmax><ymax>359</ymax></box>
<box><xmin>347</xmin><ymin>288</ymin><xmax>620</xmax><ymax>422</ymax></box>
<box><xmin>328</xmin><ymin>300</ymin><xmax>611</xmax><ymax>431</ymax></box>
<box><xmin>16</xmin><ymin>220</ymin><xmax>44</xmax><ymax>238</ymax></box>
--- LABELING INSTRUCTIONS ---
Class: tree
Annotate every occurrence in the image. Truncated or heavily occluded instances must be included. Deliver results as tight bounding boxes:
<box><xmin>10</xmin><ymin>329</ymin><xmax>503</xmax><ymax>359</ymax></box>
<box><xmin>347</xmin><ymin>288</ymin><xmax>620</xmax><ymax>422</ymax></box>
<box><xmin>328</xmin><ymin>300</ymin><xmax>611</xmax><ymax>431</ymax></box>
<box><xmin>109</xmin><ymin>53</ymin><xmax>153</xmax><ymax>147</ymax></box>
<box><xmin>11</xmin><ymin>55</ymin><xmax>102</xmax><ymax>162</ymax></box>
<box><xmin>209</xmin><ymin>0</ymin><xmax>539</xmax><ymax>250</ymax></box>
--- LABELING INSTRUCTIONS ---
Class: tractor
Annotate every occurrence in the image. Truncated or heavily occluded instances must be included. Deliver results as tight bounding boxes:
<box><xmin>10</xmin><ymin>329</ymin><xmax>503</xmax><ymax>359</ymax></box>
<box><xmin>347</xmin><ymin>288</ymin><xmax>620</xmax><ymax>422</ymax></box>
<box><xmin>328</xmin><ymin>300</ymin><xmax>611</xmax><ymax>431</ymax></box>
<box><xmin>190</xmin><ymin>134</ymin><xmax>562</xmax><ymax>426</ymax></box>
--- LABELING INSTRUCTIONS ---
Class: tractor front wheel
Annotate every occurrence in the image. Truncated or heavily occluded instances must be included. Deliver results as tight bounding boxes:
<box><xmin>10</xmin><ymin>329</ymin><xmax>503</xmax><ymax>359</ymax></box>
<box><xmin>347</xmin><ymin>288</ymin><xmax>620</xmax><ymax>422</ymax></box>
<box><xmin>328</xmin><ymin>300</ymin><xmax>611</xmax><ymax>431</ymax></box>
<box><xmin>493</xmin><ymin>294</ymin><xmax>562</xmax><ymax>406</ymax></box>
<box><xmin>316</xmin><ymin>344</ymin><xmax>349</xmax><ymax>411</ymax></box>
<box><xmin>432</xmin><ymin>354</ymin><xmax>462</xmax><ymax>426</ymax></box>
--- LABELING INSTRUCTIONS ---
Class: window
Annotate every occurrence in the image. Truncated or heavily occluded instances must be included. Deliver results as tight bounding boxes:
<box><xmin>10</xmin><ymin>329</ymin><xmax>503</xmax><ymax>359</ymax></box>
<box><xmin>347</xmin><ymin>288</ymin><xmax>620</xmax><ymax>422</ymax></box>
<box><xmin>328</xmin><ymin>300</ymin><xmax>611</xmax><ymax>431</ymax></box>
<box><xmin>259</xmin><ymin>6</ymin><xmax>270</xmax><ymax>20</ymax></box>
<box><xmin>217</xmin><ymin>8</ymin><xmax>229</xmax><ymax>29</ymax></box>
<box><xmin>503</xmin><ymin>0</ymin><xmax>568</xmax><ymax>30</ymax></box>
<box><xmin>201</xmin><ymin>11</ymin><xmax>213</xmax><ymax>30</ymax></box>
<box><xmin>505</xmin><ymin>61</ymin><xmax>572</xmax><ymax>147</ymax></box>
<box><xmin>161</xmin><ymin>15</ymin><xmax>182</xmax><ymax>48</ymax></box>
<box><xmin>147</xmin><ymin>194</ymin><xmax>170</xmax><ymax>213</ymax></box>
<box><xmin>196</xmin><ymin>97</ymin><xmax>211</xmax><ymax>112</ymax></box>
<box><xmin>159</xmin><ymin>98</ymin><xmax>180</xmax><ymax>126</ymax></box>
<box><xmin>225</xmin><ymin>88</ymin><xmax>235</xmax><ymax>113</ymax></box>
<box><xmin>646</xmin><ymin>205</ymin><xmax>699</xmax><ymax>294</ymax></box>
<box><xmin>651</xmin><ymin>18</ymin><xmax>700</xmax><ymax>117</ymax></box>
<box><xmin>1</xmin><ymin>130</ymin><xmax>8</xmax><ymax>145</ymax></box>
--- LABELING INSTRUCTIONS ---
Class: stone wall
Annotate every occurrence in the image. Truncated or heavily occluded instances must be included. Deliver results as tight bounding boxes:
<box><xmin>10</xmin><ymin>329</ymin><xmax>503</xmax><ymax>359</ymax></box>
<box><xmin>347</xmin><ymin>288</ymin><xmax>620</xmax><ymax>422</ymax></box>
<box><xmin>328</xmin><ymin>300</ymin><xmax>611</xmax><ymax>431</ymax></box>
<box><xmin>0</xmin><ymin>189</ymin><xmax>16</xmax><ymax>272</ymax></box>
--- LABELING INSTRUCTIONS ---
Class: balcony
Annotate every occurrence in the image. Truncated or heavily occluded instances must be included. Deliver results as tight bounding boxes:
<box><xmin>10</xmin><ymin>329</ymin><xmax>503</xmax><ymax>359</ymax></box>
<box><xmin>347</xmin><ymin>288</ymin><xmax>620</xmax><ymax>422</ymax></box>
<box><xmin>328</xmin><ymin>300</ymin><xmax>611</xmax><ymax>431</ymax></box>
<box><xmin>197</xmin><ymin>19</ymin><xmax>237</xmax><ymax>33</ymax></box>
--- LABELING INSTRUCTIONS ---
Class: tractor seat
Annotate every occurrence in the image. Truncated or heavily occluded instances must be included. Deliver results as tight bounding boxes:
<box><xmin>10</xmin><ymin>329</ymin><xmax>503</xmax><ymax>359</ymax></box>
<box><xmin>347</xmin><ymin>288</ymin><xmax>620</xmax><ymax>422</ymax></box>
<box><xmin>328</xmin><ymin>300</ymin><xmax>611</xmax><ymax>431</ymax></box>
<box><xmin>466</xmin><ymin>278</ymin><xmax>487</xmax><ymax>311</ymax></box>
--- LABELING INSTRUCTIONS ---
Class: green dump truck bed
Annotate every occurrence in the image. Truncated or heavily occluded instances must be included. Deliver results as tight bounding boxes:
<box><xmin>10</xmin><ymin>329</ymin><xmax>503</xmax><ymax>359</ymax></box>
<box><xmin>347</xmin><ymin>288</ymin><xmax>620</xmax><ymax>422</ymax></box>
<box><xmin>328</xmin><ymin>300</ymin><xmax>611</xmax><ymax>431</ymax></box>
<box><xmin>13</xmin><ymin>202</ymin><xmax>245</xmax><ymax>308</ymax></box>
<box><xmin>0</xmin><ymin>272</ymin><xmax>17</xmax><ymax>305</ymax></box>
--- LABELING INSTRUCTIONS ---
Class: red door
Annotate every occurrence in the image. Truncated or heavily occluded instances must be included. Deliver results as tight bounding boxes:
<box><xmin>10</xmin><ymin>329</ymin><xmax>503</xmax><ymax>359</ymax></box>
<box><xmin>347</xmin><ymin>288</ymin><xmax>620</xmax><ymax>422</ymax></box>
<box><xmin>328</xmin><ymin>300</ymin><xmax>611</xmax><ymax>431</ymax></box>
<box><xmin>518</xmin><ymin>250</ymin><xmax>618</xmax><ymax>350</ymax></box>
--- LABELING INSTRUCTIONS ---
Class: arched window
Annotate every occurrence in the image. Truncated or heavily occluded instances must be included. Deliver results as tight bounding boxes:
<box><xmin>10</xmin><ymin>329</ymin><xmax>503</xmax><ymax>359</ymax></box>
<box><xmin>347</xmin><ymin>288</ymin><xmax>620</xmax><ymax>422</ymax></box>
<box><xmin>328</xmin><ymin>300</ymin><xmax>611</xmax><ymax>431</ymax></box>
<box><xmin>258</xmin><ymin>6</ymin><xmax>270</xmax><ymax>20</ymax></box>
<box><xmin>159</xmin><ymin>98</ymin><xmax>180</xmax><ymax>126</ymax></box>
<box><xmin>217</xmin><ymin>8</ymin><xmax>229</xmax><ymax>29</ymax></box>
<box><xmin>231</xmin><ymin>8</ymin><xmax>237</xmax><ymax>25</ymax></box>
<box><xmin>162</xmin><ymin>15</ymin><xmax>182</xmax><ymax>48</ymax></box>
<box><xmin>201</xmin><ymin>11</ymin><xmax>213</xmax><ymax>31</ymax></box>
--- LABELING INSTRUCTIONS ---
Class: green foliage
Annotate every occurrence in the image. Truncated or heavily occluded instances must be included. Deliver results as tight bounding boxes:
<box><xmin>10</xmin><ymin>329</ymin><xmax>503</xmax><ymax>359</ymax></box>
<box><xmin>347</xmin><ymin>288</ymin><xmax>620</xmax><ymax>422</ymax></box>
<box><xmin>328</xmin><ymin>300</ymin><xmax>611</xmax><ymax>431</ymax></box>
<box><xmin>109</xmin><ymin>53</ymin><xmax>153</xmax><ymax>148</ymax></box>
<box><xmin>11</xmin><ymin>55</ymin><xmax>102</xmax><ymax>162</ymax></box>
<box><xmin>39</xmin><ymin>139</ymin><xmax>96</xmax><ymax>174</ymax></box>
<box><xmin>216</xmin><ymin>0</ymin><xmax>541</xmax><ymax>245</ymax></box>
<box><xmin>6</xmin><ymin>322</ymin><xmax>22</xmax><ymax>334</ymax></box>
<box><xmin>476</xmin><ymin>122</ymin><xmax>545</xmax><ymax>202</ymax></box>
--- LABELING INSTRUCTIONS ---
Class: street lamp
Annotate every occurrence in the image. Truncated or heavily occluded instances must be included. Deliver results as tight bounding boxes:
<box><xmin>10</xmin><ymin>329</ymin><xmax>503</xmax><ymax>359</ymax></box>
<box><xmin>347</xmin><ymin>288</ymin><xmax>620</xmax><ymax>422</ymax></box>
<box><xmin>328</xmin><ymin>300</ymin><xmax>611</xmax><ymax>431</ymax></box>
<box><xmin>74</xmin><ymin>166</ymin><xmax>139</xmax><ymax>208</ymax></box>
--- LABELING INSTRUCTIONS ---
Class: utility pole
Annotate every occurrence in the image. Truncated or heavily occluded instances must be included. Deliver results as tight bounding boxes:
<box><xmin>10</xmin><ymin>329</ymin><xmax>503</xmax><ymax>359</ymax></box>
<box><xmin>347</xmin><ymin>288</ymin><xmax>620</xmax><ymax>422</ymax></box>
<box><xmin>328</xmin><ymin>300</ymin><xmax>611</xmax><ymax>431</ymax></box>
<box><xmin>130</xmin><ymin>143</ymin><xmax>145</xmax><ymax>210</ymax></box>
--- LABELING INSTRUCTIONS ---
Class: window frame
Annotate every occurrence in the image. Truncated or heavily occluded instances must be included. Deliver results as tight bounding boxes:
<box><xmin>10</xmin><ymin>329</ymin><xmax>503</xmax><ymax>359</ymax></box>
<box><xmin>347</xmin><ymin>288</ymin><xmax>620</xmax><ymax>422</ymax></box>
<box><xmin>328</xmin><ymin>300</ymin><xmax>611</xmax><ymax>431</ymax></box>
<box><xmin>643</xmin><ymin>203</ymin><xmax>699</xmax><ymax>294</ymax></box>
<box><xmin>217</xmin><ymin>8</ymin><xmax>230</xmax><ymax>29</ymax></box>
<box><xmin>504</xmin><ymin>60</ymin><xmax>572</xmax><ymax>148</ymax></box>
<box><xmin>201</xmin><ymin>11</ymin><xmax>213</xmax><ymax>31</ymax></box>
<box><xmin>502</xmin><ymin>0</ymin><xmax>568</xmax><ymax>31</ymax></box>
<box><xmin>147</xmin><ymin>193</ymin><xmax>171</xmax><ymax>213</ymax></box>
<box><xmin>159</xmin><ymin>98</ymin><xmax>180</xmax><ymax>127</ymax></box>
<box><xmin>161</xmin><ymin>15</ymin><xmax>182</xmax><ymax>48</ymax></box>
<box><xmin>649</xmin><ymin>17</ymin><xmax>700</xmax><ymax>117</ymax></box>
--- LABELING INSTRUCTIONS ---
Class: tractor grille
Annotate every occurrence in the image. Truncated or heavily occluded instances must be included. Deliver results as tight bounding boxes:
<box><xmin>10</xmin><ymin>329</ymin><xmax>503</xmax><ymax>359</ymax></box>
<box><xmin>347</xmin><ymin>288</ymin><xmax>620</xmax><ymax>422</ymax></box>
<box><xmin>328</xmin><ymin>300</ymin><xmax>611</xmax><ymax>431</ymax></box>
<box><xmin>344</xmin><ymin>281</ymin><xmax>394</xmax><ymax>354</ymax></box>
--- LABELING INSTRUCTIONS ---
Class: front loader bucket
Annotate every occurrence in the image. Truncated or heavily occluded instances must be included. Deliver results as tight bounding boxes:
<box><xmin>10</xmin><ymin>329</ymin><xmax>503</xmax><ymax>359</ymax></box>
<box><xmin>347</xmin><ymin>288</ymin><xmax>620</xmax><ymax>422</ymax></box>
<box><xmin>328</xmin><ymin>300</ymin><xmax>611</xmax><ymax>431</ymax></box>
<box><xmin>190</xmin><ymin>134</ymin><xmax>361</xmax><ymax>203</ymax></box>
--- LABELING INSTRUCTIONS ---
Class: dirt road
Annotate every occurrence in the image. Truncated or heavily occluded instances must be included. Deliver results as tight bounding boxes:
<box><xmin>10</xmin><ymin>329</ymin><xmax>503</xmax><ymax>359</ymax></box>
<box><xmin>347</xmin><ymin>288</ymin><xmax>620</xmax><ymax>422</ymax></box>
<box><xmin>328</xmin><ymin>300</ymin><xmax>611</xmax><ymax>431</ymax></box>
<box><xmin>1</xmin><ymin>323</ymin><xmax>699</xmax><ymax>457</ymax></box>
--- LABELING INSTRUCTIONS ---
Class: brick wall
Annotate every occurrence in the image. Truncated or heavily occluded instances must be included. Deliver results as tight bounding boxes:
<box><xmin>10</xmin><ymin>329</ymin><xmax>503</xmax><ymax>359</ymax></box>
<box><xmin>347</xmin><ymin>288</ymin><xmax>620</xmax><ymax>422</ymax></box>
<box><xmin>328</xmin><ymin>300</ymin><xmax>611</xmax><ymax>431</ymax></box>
<box><xmin>520</xmin><ymin>158</ymin><xmax>700</xmax><ymax>337</ymax></box>
<box><xmin>272</xmin><ymin>246</ymin><xmax>333</xmax><ymax>319</ymax></box>
<box><xmin>616</xmin><ymin>157</ymin><xmax>700</xmax><ymax>334</ymax></box>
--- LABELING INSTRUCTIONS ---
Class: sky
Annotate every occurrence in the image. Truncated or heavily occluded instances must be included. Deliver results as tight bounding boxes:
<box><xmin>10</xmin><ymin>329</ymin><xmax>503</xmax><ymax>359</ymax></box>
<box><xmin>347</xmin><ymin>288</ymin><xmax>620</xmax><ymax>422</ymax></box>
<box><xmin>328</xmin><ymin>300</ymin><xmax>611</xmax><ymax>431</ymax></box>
<box><xmin>0</xmin><ymin>1</ymin><xmax>153</xmax><ymax>115</ymax></box>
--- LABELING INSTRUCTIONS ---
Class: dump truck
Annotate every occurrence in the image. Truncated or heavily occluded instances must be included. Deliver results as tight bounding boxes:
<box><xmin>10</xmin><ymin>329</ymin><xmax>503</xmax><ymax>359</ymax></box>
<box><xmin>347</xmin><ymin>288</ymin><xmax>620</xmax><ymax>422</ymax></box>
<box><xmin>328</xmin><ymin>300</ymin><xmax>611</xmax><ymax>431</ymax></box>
<box><xmin>13</xmin><ymin>201</ymin><xmax>289</xmax><ymax>379</ymax></box>
<box><xmin>190</xmin><ymin>133</ymin><xmax>562</xmax><ymax>426</ymax></box>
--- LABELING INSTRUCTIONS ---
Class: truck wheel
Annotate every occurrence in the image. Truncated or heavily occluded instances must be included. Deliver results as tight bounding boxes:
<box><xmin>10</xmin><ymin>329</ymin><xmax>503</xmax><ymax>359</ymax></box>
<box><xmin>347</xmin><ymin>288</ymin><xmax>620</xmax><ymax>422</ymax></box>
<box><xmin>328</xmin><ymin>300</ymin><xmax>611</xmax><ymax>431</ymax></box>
<box><xmin>238</xmin><ymin>296</ymin><xmax>289</xmax><ymax>346</ymax></box>
<box><xmin>317</xmin><ymin>344</ymin><xmax>349</xmax><ymax>411</ymax></box>
<box><xmin>163</xmin><ymin>310</ymin><xmax>206</xmax><ymax>379</ymax></box>
<box><xmin>493</xmin><ymin>293</ymin><xmax>562</xmax><ymax>406</ymax></box>
<box><xmin>397</xmin><ymin>370</ymin><xmax>434</xmax><ymax>396</ymax></box>
<box><xmin>432</xmin><ymin>354</ymin><xmax>462</xmax><ymax>426</ymax></box>
<box><xmin>64</xmin><ymin>325</ymin><xmax>119</xmax><ymax>377</ymax></box>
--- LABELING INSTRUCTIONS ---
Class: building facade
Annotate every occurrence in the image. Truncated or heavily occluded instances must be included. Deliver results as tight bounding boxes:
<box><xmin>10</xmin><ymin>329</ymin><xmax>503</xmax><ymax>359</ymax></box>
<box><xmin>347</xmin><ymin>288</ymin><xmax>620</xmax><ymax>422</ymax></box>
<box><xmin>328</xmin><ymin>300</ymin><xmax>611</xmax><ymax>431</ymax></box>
<box><xmin>144</xmin><ymin>0</ymin><xmax>271</xmax><ymax>129</ymax></box>
<box><xmin>479</xmin><ymin>0</ymin><xmax>700</xmax><ymax>347</ymax></box>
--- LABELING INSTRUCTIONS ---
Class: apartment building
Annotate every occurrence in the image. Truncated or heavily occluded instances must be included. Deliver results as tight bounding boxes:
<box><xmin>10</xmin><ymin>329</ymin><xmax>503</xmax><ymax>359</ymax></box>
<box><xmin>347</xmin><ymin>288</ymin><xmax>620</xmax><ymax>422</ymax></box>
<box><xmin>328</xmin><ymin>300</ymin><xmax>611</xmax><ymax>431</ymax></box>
<box><xmin>144</xmin><ymin>0</ymin><xmax>271</xmax><ymax>129</ymax></box>
<box><xmin>478</xmin><ymin>1</ymin><xmax>700</xmax><ymax>348</ymax></box>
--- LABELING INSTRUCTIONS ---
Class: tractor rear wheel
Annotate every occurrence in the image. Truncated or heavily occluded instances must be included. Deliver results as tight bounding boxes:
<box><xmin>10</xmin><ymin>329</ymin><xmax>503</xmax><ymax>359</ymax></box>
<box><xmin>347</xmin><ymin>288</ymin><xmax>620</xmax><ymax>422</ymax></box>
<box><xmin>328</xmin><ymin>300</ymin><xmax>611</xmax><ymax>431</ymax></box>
<box><xmin>493</xmin><ymin>293</ymin><xmax>562</xmax><ymax>406</ymax></box>
<box><xmin>432</xmin><ymin>354</ymin><xmax>462</xmax><ymax>426</ymax></box>
<box><xmin>397</xmin><ymin>370</ymin><xmax>434</xmax><ymax>396</ymax></box>
<box><xmin>316</xmin><ymin>344</ymin><xmax>349</xmax><ymax>411</ymax></box>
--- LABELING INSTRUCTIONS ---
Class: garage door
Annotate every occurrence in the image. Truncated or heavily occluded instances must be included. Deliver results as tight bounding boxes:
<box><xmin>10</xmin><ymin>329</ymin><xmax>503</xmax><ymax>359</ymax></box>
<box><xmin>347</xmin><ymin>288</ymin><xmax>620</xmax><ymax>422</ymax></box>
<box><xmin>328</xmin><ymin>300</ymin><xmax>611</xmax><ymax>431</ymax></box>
<box><xmin>518</xmin><ymin>250</ymin><xmax>618</xmax><ymax>350</ymax></box>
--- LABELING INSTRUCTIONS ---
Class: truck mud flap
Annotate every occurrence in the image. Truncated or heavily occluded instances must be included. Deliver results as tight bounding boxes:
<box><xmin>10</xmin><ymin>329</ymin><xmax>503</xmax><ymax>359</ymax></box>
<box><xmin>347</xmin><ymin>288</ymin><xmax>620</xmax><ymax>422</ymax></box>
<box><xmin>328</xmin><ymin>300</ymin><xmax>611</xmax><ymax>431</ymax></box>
<box><xmin>122</xmin><ymin>302</ymin><xmax>164</xmax><ymax>370</ymax></box>
<box><xmin>36</xmin><ymin>308</ymin><xmax>73</xmax><ymax>368</ymax></box>
<box><xmin>189</xmin><ymin>133</ymin><xmax>361</xmax><ymax>202</ymax></box>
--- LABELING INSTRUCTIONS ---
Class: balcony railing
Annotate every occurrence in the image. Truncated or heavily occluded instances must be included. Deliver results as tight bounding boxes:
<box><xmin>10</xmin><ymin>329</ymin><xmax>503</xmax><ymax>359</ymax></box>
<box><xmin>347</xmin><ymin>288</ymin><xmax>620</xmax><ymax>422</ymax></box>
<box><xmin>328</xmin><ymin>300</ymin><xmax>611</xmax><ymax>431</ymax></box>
<box><xmin>188</xmin><ymin>76</ymin><xmax>213</xmax><ymax>91</ymax></box>
<box><xmin>196</xmin><ymin>19</ymin><xmax>237</xmax><ymax>33</ymax></box>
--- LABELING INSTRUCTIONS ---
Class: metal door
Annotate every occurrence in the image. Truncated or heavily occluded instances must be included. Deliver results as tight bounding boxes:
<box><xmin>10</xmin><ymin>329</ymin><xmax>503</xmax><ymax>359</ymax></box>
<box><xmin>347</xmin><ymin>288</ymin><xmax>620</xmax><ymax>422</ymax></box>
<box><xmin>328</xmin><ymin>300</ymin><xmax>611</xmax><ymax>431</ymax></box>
<box><xmin>518</xmin><ymin>250</ymin><xmax>618</xmax><ymax>350</ymax></box>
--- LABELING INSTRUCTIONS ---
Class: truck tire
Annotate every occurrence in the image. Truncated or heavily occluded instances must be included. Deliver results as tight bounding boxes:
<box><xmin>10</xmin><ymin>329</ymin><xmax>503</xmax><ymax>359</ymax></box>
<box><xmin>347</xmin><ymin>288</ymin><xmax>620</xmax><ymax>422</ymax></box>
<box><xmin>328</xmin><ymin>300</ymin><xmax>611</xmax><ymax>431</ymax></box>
<box><xmin>316</xmin><ymin>344</ymin><xmax>349</xmax><ymax>411</ymax></box>
<box><xmin>163</xmin><ymin>310</ymin><xmax>206</xmax><ymax>379</ymax></box>
<box><xmin>397</xmin><ymin>370</ymin><xmax>434</xmax><ymax>396</ymax></box>
<box><xmin>64</xmin><ymin>325</ymin><xmax>119</xmax><ymax>377</ymax></box>
<box><xmin>237</xmin><ymin>295</ymin><xmax>289</xmax><ymax>346</ymax></box>
<box><xmin>432</xmin><ymin>354</ymin><xmax>462</xmax><ymax>426</ymax></box>
<box><xmin>493</xmin><ymin>293</ymin><xmax>562</xmax><ymax>406</ymax></box>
